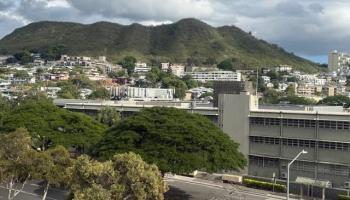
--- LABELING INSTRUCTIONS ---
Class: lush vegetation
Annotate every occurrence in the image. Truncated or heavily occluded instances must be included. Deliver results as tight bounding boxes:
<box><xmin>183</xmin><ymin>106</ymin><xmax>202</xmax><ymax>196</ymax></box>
<box><xmin>0</xmin><ymin>128</ymin><xmax>166</xmax><ymax>200</ymax></box>
<box><xmin>261</xmin><ymin>89</ymin><xmax>317</xmax><ymax>105</ymax></box>
<box><xmin>143</xmin><ymin>67</ymin><xmax>197</xmax><ymax>99</ymax></box>
<box><xmin>69</xmin><ymin>153</ymin><xmax>167</xmax><ymax>200</ymax></box>
<box><xmin>338</xmin><ymin>195</ymin><xmax>350</xmax><ymax>200</ymax></box>
<box><xmin>0</xmin><ymin>96</ymin><xmax>107</xmax><ymax>151</ymax></box>
<box><xmin>318</xmin><ymin>95</ymin><xmax>350</xmax><ymax>107</ymax></box>
<box><xmin>96</xmin><ymin>107</ymin><xmax>121</xmax><ymax>127</ymax></box>
<box><xmin>243</xmin><ymin>178</ymin><xmax>286</xmax><ymax>193</ymax></box>
<box><xmin>95</xmin><ymin>107</ymin><xmax>246</xmax><ymax>174</ymax></box>
<box><xmin>55</xmin><ymin>75</ymin><xmax>107</xmax><ymax>99</ymax></box>
<box><xmin>0</xmin><ymin>19</ymin><xmax>319</xmax><ymax>72</ymax></box>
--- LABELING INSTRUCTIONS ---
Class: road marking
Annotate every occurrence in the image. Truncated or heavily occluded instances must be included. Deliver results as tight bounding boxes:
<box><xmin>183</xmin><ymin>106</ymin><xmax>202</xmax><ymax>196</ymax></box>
<box><xmin>0</xmin><ymin>185</ymin><xmax>58</xmax><ymax>200</ymax></box>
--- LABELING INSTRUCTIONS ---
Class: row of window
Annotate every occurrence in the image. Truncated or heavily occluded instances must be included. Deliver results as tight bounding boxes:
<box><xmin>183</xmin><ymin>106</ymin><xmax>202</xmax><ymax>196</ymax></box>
<box><xmin>249</xmin><ymin>156</ymin><xmax>279</xmax><ymax>168</ymax></box>
<box><xmin>250</xmin><ymin>156</ymin><xmax>350</xmax><ymax>176</ymax></box>
<box><xmin>250</xmin><ymin>117</ymin><xmax>350</xmax><ymax>130</ymax></box>
<box><xmin>250</xmin><ymin>136</ymin><xmax>350</xmax><ymax>151</ymax></box>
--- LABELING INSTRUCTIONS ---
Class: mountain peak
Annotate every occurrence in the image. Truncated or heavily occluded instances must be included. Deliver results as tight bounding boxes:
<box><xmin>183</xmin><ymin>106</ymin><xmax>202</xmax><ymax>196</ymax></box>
<box><xmin>0</xmin><ymin>19</ymin><xmax>318</xmax><ymax>72</ymax></box>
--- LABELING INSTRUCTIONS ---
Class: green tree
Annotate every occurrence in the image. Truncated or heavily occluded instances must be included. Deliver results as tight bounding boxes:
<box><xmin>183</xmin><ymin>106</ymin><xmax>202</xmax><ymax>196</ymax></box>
<box><xmin>119</xmin><ymin>56</ymin><xmax>137</xmax><ymax>74</ymax></box>
<box><xmin>261</xmin><ymin>89</ymin><xmax>281</xmax><ymax>104</ymax></box>
<box><xmin>0</xmin><ymin>96</ymin><xmax>107</xmax><ymax>151</ymax></box>
<box><xmin>162</xmin><ymin>77</ymin><xmax>187</xmax><ymax>99</ymax></box>
<box><xmin>0</xmin><ymin>128</ymin><xmax>35</xmax><ymax>200</ymax></box>
<box><xmin>14</xmin><ymin>70</ymin><xmax>30</xmax><ymax>78</ymax></box>
<box><xmin>204</xmin><ymin>57</ymin><xmax>217</xmax><ymax>65</ymax></box>
<box><xmin>68</xmin><ymin>152</ymin><xmax>167</xmax><ymax>200</ymax></box>
<box><xmin>14</xmin><ymin>50</ymin><xmax>33</xmax><ymax>65</ymax></box>
<box><xmin>33</xmin><ymin>146</ymin><xmax>72</xmax><ymax>200</ymax></box>
<box><xmin>285</xmin><ymin>85</ymin><xmax>295</xmax><ymax>96</ymax></box>
<box><xmin>41</xmin><ymin>45</ymin><xmax>67</xmax><ymax>61</ymax></box>
<box><xmin>217</xmin><ymin>59</ymin><xmax>233</xmax><ymax>71</ymax></box>
<box><xmin>95</xmin><ymin>107</ymin><xmax>246</xmax><ymax>174</ymax></box>
<box><xmin>97</xmin><ymin>107</ymin><xmax>121</xmax><ymax>127</ymax></box>
<box><xmin>57</xmin><ymin>83</ymin><xmax>80</xmax><ymax>99</ymax></box>
<box><xmin>280</xmin><ymin>95</ymin><xmax>316</xmax><ymax>105</ymax></box>
<box><xmin>89</xmin><ymin>88</ymin><xmax>111</xmax><ymax>100</ymax></box>
<box><xmin>181</xmin><ymin>75</ymin><xmax>198</xmax><ymax>89</ymax></box>
<box><xmin>108</xmin><ymin>70</ymin><xmax>126</xmax><ymax>79</ymax></box>
<box><xmin>318</xmin><ymin>95</ymin><xmax>350</xmax><ymax>107</ymax></box>
<box><xmin>0</xmin><ymin>97</ymin><xmax>11</xmax><ymax>127</ymax></box>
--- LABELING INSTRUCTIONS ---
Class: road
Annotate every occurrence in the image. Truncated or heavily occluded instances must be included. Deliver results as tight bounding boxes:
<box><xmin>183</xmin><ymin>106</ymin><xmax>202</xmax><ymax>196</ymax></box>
<box><xmin>0</xmin><ymin>180</ymin><xmax>69</xmax><ymax>200</ymax></box>
<box><xmin>165</xmin><ymin>175</ymin><xmax>288</xmax><ymax>200</ymax></box>
<box><xmin>0</xmin><ymin>177</ymin><xmax>289</xmax><ymax>200</ymax></box>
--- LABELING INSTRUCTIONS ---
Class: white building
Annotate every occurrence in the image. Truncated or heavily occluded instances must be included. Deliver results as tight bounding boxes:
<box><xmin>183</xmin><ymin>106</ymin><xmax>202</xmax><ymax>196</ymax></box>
<box><xmin>0</xmin><ymin>80</ymin><xmax>11</xmax><ymax>92</ymax></box>
<box><xmin>110</xmin><ymin>86</ymin><xmax>174</xmax><ymax>100</ymax></box>
<box><xmin>276</xmin><ymin>65</ymin><xmax>293</xmax><ymax>73</ymax></box>
<box><xmin>98</xmin><ymin>56</ymin><xmax>107</xmax><ymax>62</ymax></box>
<box><xmin>261</xmin><ymin>76</ymin><xmax>271</xmax><ymax>83</ymax></box>
<box><xmin>134</xmin><ymin>62</ymin><xmax>151</xmax><ymax>73</ymax></box>
<box><xmin>40</xmin><ymin>87</ymin><xmax>62</xmax><ymax>99</ymax></box>
<box><xmin>161</xmin><ymin>63</ymin><xmax>170</xmax><ymax>71</ymax></box>
<box><xmin>169</xmin><ymin>64</ymin><xmax>185</xmax><ymax>77</ymax></box>
<box><xmin>185</xmin><ymin>71</ymin><xmax>242</xmax><ymax>82</ymax></box>
<box><xmin>328</xmin><ymin>50</ymin><xmax>350</xmax><ymax>71</ymax></box>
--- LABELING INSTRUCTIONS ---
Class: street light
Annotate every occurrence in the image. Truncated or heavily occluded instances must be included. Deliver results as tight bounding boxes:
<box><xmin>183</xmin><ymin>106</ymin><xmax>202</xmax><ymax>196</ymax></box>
<box><xmin>287</xmin><ymin>149</ymin><xmax>308</xmax><ymax>200</ymax></box>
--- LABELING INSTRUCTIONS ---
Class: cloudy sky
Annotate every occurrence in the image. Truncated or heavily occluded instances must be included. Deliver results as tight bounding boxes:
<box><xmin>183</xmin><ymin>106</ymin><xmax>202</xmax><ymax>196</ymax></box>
<box><xmin>1</xmin><ymin>0</ymin><xmax>350</xmax><ymax>63</ymax></box>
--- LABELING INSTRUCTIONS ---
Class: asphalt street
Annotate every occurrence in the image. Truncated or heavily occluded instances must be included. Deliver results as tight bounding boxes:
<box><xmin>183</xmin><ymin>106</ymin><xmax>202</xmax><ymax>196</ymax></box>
<box><xmin>0</xmin><ymin>177</ymin><xmax>288</xmax><ymax>200</ymax></box>
<box><xmin>0</xmin><ymin>180</ymin><xmax>69</xmax><ymax>200</ymax></box>
<box><xmin>165</xmin><ymin>176</ymin><xmax>286</xmax><ymax>200</ymax></box>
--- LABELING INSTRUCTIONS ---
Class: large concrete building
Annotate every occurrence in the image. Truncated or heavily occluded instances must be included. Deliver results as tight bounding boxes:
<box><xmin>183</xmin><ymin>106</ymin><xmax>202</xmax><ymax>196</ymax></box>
<box><xmin>219</xmin><ymin>93</ymin><xmax>350</xmax><ymax>193</ymax></box>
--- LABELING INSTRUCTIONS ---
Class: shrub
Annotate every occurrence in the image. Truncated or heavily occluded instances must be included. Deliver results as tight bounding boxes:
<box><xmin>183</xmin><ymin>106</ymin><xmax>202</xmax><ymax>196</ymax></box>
<box><xmin>243</xmin><ymin>178</ymin><xmax>286</xmax><ymax>193</ymax></box>
<box><xmin>338</xmin><ymin>195</ymin><xmax>350</xmax><ymax>200</ymax></box>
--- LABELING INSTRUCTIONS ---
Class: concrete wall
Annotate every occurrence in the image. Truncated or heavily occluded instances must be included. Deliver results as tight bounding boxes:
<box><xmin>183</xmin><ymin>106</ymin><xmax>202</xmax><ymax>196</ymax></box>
<box><xmin>282</xmin><ymin>127</ymin><xmax>315</xmax><ymax>139</ymax></box>
<box><xmin>249</xmin><ymin>125</ymin><xmax>280</xmax><ymax>137</ymax></box>
<box><xmin>249</xmin><ymin>143</ymin><xmax>279</xmax><ymax>157</ymax></box>
<box><xmin>318</xmin><ymin>149</ymin><xmax>350</xmax><ymax>164</ymax></box>
<box><xmin>281</xmin><ymin>146</ymin><xmax>315</xmax><ymax>161</ymax></box>
<box><xmin>319</xmin><ymin>129</ymin><xmax>350</xmax><ymax>142</ymax></box>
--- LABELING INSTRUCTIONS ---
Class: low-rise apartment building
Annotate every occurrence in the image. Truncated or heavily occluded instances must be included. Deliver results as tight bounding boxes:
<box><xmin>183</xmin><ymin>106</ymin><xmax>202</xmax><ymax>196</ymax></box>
<box><xmin>185</xmin><ymin>71</ymin><xmax>242</xmax><ymax>82</ymax></box>
<box><xmin>134</xmin><ymin>62</ymin><xmax>151</xmax><ymax>73</ymax></box>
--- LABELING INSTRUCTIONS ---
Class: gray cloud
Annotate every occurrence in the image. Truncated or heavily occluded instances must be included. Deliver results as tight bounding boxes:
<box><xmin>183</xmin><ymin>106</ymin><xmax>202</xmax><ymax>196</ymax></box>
<box><xmin>0</xmin><ymin>0</ymin><xmax>350</xmax><ymax>62</ymax></box>
<box><xmin>67</xmin><ymin>0</ymin><xmax>215</xmax><ymax>21</ymax></box>
<box><xmin>0</xmin><ymin>0</ymin><xmax>14</xmax><ymax>11</ymax></box>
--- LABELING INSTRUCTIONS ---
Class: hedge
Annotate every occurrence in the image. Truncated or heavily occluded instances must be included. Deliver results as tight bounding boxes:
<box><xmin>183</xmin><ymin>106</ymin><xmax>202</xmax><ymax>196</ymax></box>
<box><xmin>243</xmin><ymin>178</ymin><xmax>286</xmax><ymax>193</ymax></box>
<box><xmin>338</xmin><ymin>195</ymin><xmax>350</xmax><ymax>200</ymax></box>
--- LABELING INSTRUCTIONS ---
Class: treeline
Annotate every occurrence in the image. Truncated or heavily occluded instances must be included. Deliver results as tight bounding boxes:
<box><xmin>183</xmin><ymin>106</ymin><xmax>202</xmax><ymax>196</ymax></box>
<box><xmin>0</xmin><ymin>95</ymin><xmax>246</xmax><ymax>199</ymax></box>
<box><xmin>261</xmin><ymin>89</ymin><xmax>350</xmax><ymax>107</ymax></box>
<box><xmin>0</xmin><ymin>128</ymin><xmax>166</xmax><ymax>200</ymax></box>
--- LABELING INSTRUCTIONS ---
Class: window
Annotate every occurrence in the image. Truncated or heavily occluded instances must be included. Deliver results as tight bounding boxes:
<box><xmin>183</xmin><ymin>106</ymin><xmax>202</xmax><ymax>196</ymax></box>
<box><xmin>281</xmin><ymin>139</ymin><xmax>316</xmax><ymax>148</ymax></box>
<box><xmin>318</xmin><ymin>141</ymin><xmax>350</xmax><ymax>152</ymax></box>
<box><xmin>282</xmin><ymin>119</ymin><xmax>316</xmax><ymax>128</ymax></box>
<box><xmin>250</xmin><ymin>136</ymin><xmax>280</xmax><ymax>145</ymax></box>
<box><xmin>319</xmin><ymin>120</ymin><xmax>350</xmax><ymax>130</ymax></box>
<box><xmin>250</xmin><ymin>117</ymin><xmax>280</xmax><ymax>126</ymax></box>
<box><xmin>249</xmin><ymin>156</ymin><xmax>279</xmax><ymax>168</ymax></box>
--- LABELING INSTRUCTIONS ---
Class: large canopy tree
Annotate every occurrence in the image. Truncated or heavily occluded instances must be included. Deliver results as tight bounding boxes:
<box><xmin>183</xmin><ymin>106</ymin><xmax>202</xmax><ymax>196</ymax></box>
<box><xmin>68</xmin><ymin>152</ymin><xmax>167</xmax><ymax>200</ymax></box>
<box><xmin>0</xmin><ymin>96</ymin><xmax>107</xmax><ymax>151</ymax></box>
<box><xmin>95</xmin><ymin>107</ymin><xmax>246</xmax><ymax>174</ymax></box>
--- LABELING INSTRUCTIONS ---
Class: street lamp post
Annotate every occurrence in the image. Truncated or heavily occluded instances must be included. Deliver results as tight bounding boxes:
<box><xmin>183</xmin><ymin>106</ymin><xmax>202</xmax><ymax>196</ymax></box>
<box><xmin>287</xmin><ymin>149</ymin><xmax>308</xmax><ymax>200</ymax></box>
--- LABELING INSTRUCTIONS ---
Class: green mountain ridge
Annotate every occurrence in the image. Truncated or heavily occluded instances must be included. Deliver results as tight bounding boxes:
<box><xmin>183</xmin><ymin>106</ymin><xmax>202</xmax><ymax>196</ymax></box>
<box><xmin>0</xmin><ymin>18</ymin><xmax>318</xmax><ymax>72</ymax></box>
